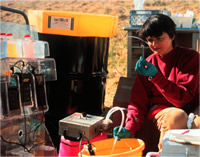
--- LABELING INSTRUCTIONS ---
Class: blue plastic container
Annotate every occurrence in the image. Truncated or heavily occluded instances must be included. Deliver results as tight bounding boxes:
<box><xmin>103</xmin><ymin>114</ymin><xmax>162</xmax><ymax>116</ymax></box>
<box><xmin>129</xmin><ymin>10</ymin><xmax>171</xmax><ymax>27</ymax></box>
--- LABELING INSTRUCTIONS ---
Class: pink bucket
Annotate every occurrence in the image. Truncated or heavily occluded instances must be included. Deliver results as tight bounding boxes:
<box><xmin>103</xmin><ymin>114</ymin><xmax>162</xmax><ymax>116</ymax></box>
<box><xmin>59</xmin><ymin>132</ymin><xmax>107</xmax><ymax>157</ymax></box>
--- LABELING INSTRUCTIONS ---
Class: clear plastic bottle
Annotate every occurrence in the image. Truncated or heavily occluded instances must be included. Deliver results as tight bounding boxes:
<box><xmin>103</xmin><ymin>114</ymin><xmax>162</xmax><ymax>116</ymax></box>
<box><xmin>23</xmin><ymin>34</ymin><xmax>34</xmax><ymax>58</ymax></box>
<box><xmin>0</xmin><ymin>32</ymin><xmax>8</xmax><ymax>58</ymax></box>
<box><xmin>7</xmin><ymin>33</ymin><xmax>18</xmax><ymax>57</ymax></box>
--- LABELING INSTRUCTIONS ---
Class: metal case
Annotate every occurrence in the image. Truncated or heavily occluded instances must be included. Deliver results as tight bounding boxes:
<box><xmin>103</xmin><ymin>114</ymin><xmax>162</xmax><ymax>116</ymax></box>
<box><xmin>59</xmin><ymin>112</ymin><xmax>104</xmax><ymax>140</ymax></box>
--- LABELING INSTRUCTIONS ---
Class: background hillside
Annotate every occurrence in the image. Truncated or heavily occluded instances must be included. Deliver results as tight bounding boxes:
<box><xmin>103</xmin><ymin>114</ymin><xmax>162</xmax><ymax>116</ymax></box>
<box><xmin>1</xmin><ymin>0</ymin><xmax>199</xmax><ymax>108</ymax></box>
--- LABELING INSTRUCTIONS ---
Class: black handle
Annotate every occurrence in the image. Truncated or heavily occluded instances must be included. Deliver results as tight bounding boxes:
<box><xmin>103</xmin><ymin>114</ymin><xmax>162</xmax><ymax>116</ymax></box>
<box><xmin>0</xmin><ymin>6</ymin><xmax>29</xmax><ymax>25</ymax></box>
<box><xmin>63</xmin><ymin>130</ymin><xmax>82</xmax><ymax>141</ymax></box>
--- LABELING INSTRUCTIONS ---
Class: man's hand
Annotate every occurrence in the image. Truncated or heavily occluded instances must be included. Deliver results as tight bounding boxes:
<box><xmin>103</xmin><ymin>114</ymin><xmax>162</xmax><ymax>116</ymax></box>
<box><xmin>135</xmin><ymin>56</ymin><xmax>158</xmax><ymax>78</ymax></box>
<box><xmin>113</xmin><ymin>126</ymin><xmax>131</xmax><ymax>141</ymax></box>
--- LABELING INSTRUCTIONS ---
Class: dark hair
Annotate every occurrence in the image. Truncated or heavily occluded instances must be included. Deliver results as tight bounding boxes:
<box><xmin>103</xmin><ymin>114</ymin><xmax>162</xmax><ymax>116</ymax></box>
<box><xmin>138</xmin><ymin>14</ymin><xmax>176</xmax><ymax>46</ymax></box>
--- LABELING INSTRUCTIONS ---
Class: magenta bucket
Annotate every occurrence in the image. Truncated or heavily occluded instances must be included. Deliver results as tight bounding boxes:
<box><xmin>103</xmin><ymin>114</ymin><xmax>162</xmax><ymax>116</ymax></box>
<box><xmin>59</xmin><ymin>132</ymin><xmax>107</xmax><ymax>157</ymax></box>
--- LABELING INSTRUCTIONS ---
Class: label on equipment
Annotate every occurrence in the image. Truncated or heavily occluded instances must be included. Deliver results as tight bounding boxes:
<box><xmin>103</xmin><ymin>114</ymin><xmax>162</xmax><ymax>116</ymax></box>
<box><xmin>48</xmin><ymin>16</ymin><xmax>74</xmax><ymax>30</ymax></box>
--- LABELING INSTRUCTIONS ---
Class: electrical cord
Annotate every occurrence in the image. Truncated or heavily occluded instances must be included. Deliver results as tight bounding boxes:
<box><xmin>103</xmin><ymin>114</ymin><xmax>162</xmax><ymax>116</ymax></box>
<box><xmin>79</xmin><ymin>136</ymin><xmax>84</xmax><ymax>157</ymax></box>
<box><xmin>25</xmin><ymin>62</ymin><xmax>36</xmax><ymax>74</ymax></box>
<box><xmin>11</xmin><ymin>60</ymin><xmax>25</xmax><ymax>73</ymax></box>
<box><xmin>12</xmin><ymin>60</ymin><xmax>25</xmax><ymax>67</ymax></box>
<box><xmin>79</xmin><ymin>136</ymin><xmax>95</xmax><ymax>157</ymax></box>
<box><xmin>60</xmin><ymin>134</ymin><xmax>96</xmax><ymax>156</ymax></box>
<box><xmin>60</xmin><ymin>134</ymin><xmax>87</xmax><ymax>149</ymax></box>
<box><xmin>9</xmin><ymin>60</ymin><xmax>25</xmax><ymax>73</ymax></box>
<box><xmin>61</xmin><ymin>141</ymin><xmax>85</xmax><ymax>148</ymax></box>
<box><xmin>127</xmin><ymin>35</ymin><xmax>149</xmax><ymax>59</ymax></box>
<box><xmin>9</xmin><ymin>60</ymin><xmax>31</xmax><ymax>152</ymax></box>
<box><xmin>29</xmin><ymin>111</ymin><xmax>45</xmax><ymax>146</ymax></box>
<box><xmin>19</xmin><ymin>72</ymin><xmax>47</xmax><ymax>150</ymax></box>
<box><xmin>21</xmin><ymin>103</ymin><xmax>28</xmax><ymax>152</ymax></box>
<box><xmin>0</xmin><ymin>135</ymin><xmax>31</xmax><ymax>153</ymax></box>
<box><xmin>1</xmin><ymin>60</ymin><xmax>46</xmax><ymax>153</ymax></box>
<box><xmin>10</xmin><ymin>60</ymin><xmax>36</xmax><ymax>74</ymax></box>
<box><xmin>127</xmin><ymin>35</ymin><xmax>148</xmax><ymax>44</ymax></box>
<box><xmin>10</xmin><ymin>65</ymin><xmax>22</xmax><ymax>73</ymax></box>
<box><xmin>0</xmin><ymin>100</ymin><xmax>46</xmax><ymax>153</ymax></box>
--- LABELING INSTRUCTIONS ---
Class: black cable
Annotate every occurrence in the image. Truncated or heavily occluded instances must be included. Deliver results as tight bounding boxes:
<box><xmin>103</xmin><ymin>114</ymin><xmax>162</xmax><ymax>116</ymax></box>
<box><xmin>19</xmin><ymin>62</ymin><xmax>35</xmax><ymax>151</ymax></box>
<box><xmin>0</xmin><ymin>110</ymin><xmax>32</xmax><ymax>153</ymax></box>
<box><xmin>0</xmin><ymin>6</ymin><xmax>29</xmax><ymax>25</ymax></box>
<box><xmin>60</xmin><ymin>135</ymin><xmax>90</xmax><ymax>148</ymax></box>
<box><xmin>12</xmin><ymin>60</ymin><xmax>25</xmax><ymax>68</ymax></box>
<box><xmin>78</xmin><ymin>136</ymin><xmax>96</xmax><ymax>156</ymax></box>
<box><xmin>0</xmin><ymin>109</ymin><xmax>46</xmax><ymax>153</ymax></box>
<box><xmin>10</xmin><ymin>65</ymin><xmax>22</xmax><ymax>73</ymax></box>
<box><xmin>87</xmin><ymin>143</ymin><xmax>95</xmax><ymax>155</ymax></box>
<box><xmin>61</xmin><ymin>141</ymin><xmax>83</xmax><ymax>148</ymax></box>
<box><xmin>0</xmin><ymin>74</ymin><xmax>44</xmax><ymax>153</ymax></box>
<box><xmin>0</xmin><ymin>135</ymin><xmax>30</xmax><ymax>152</ymax></box>
<box><xmin>18</xmin><ymin>112</ymin><xmax>45</xmax><ymax>150</ymax></box>
<box><xmin>22</xmin><ymin>79</ymin><xmax>48</xmax><ymax>149</ymax></box>
<box><xmin>127</xmin><ymin>35</ymin><xmax>148</xmax><ymax>44</ymax></box>
<box><xmin>2</xmin><ymin>60</ymin><xmax>48</xmax><ymax>153</ymax></box>
<box><xmin>79</xmin><ymin>136</ymin><xmax>84</xmax><ymax>157</ymax></box>
<box><xmin>21</xmin><ymin>97</ymin><xmax>46</xmax><ymax>148</ymax></box>
<box><xmin>9</xmin><ymin>60</ymin><xmax>25</xmax><ymax>73</ymax></box>
<box><xmin>29</xmin><ymin>116</ymin><xmax>44</xmax><ymax>146</ymax></box>
<box><xmin>21</xmin><ymin>98</ymin><xmax>30</xmax><ymax>152</ymax></box>
<box><xmin>79</xmin><ymin>136</ymin><xmax>89</xmax><ymax>157</ymax></box>
<box><xmin>25</xmin><ymin>62</ymin><xmax>36</xmax><ymax>74</ymax></box>
<box><xmin>10</xmin><ymin>60</ymin><xmax>36</xmax><ymax>74</ymax></box>
<box><xmin>0</xmin><ymin>60</ymin><xmax>30</xmax><ymax>152</ymax></box>
<box><xmin>1</xmin><ymin>71</ymin><xmax>31</xmax><ymax>153</ymax></box>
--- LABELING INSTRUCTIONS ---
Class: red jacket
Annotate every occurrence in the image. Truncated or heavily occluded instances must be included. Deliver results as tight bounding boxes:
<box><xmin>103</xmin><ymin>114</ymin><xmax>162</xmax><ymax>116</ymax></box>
<box><xmin>125</xmin><ymin>46</ymin><xmax>199</xmax><ymax>136</ymax></box>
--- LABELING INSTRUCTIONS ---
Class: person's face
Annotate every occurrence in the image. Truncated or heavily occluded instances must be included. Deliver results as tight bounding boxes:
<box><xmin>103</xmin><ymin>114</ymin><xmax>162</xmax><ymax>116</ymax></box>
<box><xmin>146</xmin><ymin>32</ymin><xmax>174</xmax><ymax>57</ymax></box>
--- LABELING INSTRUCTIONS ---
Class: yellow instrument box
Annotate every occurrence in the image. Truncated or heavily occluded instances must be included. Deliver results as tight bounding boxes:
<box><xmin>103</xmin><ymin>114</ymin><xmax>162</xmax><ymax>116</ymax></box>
<box><xmin>28</xmin><ymin>10</ymin><xmax>118</xmax><ymax>37</ymax></box>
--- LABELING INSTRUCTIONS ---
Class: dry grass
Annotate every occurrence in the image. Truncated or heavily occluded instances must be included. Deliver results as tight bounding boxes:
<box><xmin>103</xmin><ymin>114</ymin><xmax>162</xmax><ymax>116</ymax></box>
<box><xmin>1</xmin><ymin>0</ymin><xmax>199</xmax><ymax>108</ymax></box>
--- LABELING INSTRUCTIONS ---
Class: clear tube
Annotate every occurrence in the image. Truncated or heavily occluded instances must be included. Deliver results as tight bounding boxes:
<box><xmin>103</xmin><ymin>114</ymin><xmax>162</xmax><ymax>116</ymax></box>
<box><xmin>105</xmin><ymin>106</ymin><xmax>127</xmax><ymax>154</ymax></box>
<box><xmin>105</xmin><ymin>106</ymin><xmax>127</xmax><ymax>133</ymax></box>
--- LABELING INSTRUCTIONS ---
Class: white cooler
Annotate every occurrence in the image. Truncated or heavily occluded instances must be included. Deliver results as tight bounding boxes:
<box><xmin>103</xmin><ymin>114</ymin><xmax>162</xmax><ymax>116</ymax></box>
<box><xmin>161</xmin><ymin>129</ymin><xmax>200</xmax><ymax>157</ymax></box>
<box><xmin>146</xmin><ymin>129</ymin><xmax>200</xmax><ymax>157</ymax></box>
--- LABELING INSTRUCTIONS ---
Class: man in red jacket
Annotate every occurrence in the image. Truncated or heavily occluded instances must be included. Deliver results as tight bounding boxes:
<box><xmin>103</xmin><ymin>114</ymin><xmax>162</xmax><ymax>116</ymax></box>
<box><xmin>113</xmin><ymin>14</ymin><xmax>200</xmax><ymax>150</ymax></box>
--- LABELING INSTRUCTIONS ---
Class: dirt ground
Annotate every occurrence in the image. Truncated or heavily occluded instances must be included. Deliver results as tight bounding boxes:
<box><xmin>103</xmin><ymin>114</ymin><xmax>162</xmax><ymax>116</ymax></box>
<box><xmin>1</xmin><ymin>0</ymin><xmax>199</xmax><ymax>108</ymax></box>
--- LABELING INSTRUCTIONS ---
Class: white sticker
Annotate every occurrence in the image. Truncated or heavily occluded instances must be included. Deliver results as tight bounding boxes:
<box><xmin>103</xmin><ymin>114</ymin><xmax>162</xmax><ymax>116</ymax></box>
<box><xmin>48</xmin><ymin>16</ymin><xmax>73</xmax><ymax>30</ymax></box>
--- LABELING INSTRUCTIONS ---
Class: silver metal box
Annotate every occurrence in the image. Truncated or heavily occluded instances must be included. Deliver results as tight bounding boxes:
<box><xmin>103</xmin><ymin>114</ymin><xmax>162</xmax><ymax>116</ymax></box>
<box><xmin>59</xmin><ymin>112</ymin><xmax>104</xmax><ymax>140</ymax></box>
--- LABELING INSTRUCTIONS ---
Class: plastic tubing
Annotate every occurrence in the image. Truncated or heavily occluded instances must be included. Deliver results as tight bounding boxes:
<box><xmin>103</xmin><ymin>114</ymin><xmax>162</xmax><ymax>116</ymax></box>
<box><xmin>106</xmin><ymin>107</ymin><xmax>127</xmax><ymax>154</ymax></box>
<box><xmin>127</xmin><ymin>36</ymin><xmax>148</xmax><ymax>44</ymax></box>
<box><xmin>105</xmin><ymin>106</ymin><xmax>127</xmax><ymax>133</ymax></box>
